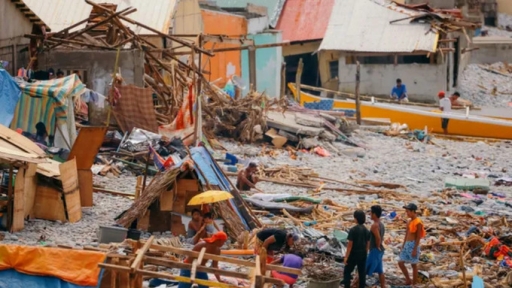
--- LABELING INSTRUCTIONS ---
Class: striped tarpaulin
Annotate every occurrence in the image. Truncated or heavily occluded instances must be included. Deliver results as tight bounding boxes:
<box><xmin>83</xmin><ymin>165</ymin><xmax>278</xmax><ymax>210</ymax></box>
<box><xmin>10</xmin><ymin>75</ymin><xmax>85</xmax><ymax>135</ymax></box>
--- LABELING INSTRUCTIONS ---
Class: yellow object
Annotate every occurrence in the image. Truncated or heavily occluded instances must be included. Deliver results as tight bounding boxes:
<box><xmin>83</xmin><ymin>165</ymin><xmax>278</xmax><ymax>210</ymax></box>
<box><xmin>0</xmin><ymin>245</ymin><xmax>106</xmax><ymax>286</ymax></box>
<box><xmin>290</xmin><ymin>84</ymin><xmax>512</xmax><ymax>140</ymax></box>
<box><xmin>188</xmin><ymin>190</ymin><xmax>233</xmax><ymax>205</ymax></box>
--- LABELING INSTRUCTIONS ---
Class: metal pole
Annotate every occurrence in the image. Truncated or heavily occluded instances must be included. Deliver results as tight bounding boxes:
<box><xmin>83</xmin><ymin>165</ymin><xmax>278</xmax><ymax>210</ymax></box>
<box><xmin>355</xmin><ymin>61</ymin><xmax>361</xmax><ymax>125</ymax></box>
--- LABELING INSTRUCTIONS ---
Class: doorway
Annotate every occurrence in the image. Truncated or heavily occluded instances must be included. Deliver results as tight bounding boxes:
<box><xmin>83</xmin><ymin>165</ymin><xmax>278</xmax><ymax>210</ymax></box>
<box><xmin>284</xmin><ymin>52</ymin><xmax>319</xmax><ymax>89</ymax></box>
<box><xmin>453</xmin><ymin>38</ymin><xmax>460</xmax><ymax>88</ymax></box>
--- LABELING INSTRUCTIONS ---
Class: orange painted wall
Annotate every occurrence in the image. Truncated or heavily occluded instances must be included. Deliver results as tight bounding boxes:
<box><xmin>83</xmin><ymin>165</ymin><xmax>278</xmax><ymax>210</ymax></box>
<box><xmin>201</xmin><ymin>9</ymin><xmax>247</xmax><ymax>87</ymax></box>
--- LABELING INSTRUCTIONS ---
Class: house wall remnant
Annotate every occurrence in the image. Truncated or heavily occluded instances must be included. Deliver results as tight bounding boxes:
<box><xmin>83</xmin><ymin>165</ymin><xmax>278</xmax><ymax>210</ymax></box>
<box><xmin>201</xmin><ymin>9</ymin><xmax>247</xmax><ymax>87</ymax></box>
<box><xmin>471</xmin><ymin>38</ymin><xmax>512</xmax><ymax>63</ymax></box>
<box><xmin>336</xmin><ymin>55</ymin><xmax>447</xmax><ymax>103</ymax></box>
<box><xmin>38</xmin><ymin>50</ymin><xmax>145</xmax><ymax>125</ymax></box>
<box><xmin>0</xmin><ymin>1</ymin><xmax>35</xmax><ymax>75</ymax></box>
<box><xmin>241</xmin><ymin>31</ymin><xmax>283</xmax><ymax>97</ymax></box>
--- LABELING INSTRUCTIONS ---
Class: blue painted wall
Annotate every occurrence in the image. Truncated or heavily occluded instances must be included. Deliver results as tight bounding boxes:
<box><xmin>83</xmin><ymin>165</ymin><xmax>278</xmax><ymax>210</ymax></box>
<box><xmin>241</xmin><ymin>32</ymin><xmax>282</xmax><ymax>98</ymax></box>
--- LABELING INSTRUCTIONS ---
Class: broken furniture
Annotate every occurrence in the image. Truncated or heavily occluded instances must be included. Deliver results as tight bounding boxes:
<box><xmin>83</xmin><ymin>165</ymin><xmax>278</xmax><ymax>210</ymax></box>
<box><xmin>0</xmin><ymin>124</ymin><xmax>82</xmax><ymax>225</ymax></box>
<box><xmin>97</xmin><ymin>237</ymin><xmax>301</xmax><ymax>288</ymax></box>
<box><xmin>115</xmin><ymin>146</ymin><xmax>260</xmax><ymax>239</ymax></box>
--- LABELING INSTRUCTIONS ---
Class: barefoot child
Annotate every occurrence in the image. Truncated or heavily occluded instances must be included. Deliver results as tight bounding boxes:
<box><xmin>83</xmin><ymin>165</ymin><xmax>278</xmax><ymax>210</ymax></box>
<box><xmin>367</xmin><ymin>205</ymin><xmax>386</xmax><ymax>288</ymax></box>
<box><xmin>398</xmin><ymin>203</ymin><xmax>426</xmax><ymax>286</ymax></box>
<box><xmin>343</xmin><ymin>210</ymin><xmax>370</xmax><ymax>288</ymax></box>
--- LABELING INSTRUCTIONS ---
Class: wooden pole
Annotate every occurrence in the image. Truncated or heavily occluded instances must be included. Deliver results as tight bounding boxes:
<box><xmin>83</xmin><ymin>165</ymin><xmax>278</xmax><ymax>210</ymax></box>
<box><xmin>460</xmin><ymin>243</ymin><xmax>467</xmax><ymax>287</ymax></box>
<box><xmin>355</xmin><ymin>61</ymin><xmax>361</xmax><ymax>125</ymax></box>
<box><xmin>7</xmin><ymin>165</ymin><xmax>13</xmax><ymax>232</ymax></box>
<box><xmin>248</xmin><ymin>46</ymin><xmax>257</xmax><ymax>91</ymax></box>
<box><xmin>280</xmin><ymin>62</ymin><xmax>286</xmax><ymax>99</ymax></box>
<box><xmin>295</xmin><ymin>58</ymin><xmax>304</xmax><ymax>104</ymax></box>
<box><xmin>12</xmin><ymin>44</ymin><xmax>17</xmax><ymax>76</ymax></box>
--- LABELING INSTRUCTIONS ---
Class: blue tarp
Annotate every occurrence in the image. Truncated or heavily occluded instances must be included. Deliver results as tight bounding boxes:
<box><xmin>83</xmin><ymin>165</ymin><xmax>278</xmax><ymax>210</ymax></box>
<box><xmin>0</xmin><ymin>69</ymin><xmax>21</xmax><ymax>127</ymax></box>
<box><xmin>0</xmin><ymin>269</ymin><xmax>95</xmax><ymax>288</ymax></box>
<box><xmin>190</xmin><ymin>146</ymin><xmax>250</xmax><ymax>230</ymax></box>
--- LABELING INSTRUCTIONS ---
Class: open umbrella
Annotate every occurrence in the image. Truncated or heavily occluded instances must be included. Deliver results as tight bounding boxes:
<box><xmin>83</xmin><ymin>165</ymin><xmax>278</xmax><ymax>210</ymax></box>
<box><xmin>187</xmin><ymin>190</ymin><xmax>233</xmax><ymax>206</ymax></box>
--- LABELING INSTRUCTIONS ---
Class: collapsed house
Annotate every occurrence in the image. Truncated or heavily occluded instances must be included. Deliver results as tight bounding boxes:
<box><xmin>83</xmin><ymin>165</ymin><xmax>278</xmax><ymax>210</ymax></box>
<box><xmin>116</xmin><ymin>146</ymin><xmax>260</xmax><ymax>239</ymax></box>
<box><xmin>318</xmin><ymin>0</ymin><xmax>480</xmax><ymax>102</ymax></box>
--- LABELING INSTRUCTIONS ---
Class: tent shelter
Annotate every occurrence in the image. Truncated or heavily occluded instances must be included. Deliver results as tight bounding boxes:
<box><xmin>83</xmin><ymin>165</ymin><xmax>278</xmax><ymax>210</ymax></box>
<box><xmin>116</xmin><ymin>146</ymin><xmax>260</xmax><ymax>239</ymax></box>
<box><xmin>0</xmin><ymin>69</ymin><xmax>22</xmax><ymax>128</ymax></box>
<box><xmin>10</xmin><ymin>74</ymin><xmax>85</xmax><ymax>149</ymax></box>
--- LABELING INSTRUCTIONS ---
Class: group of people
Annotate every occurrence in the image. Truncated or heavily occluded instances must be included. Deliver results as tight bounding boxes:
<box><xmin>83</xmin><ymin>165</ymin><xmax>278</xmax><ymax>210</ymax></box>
<box><xmin>390</xmin><ymin>78</ymin><xmax>464</xmax><ymax>135</ymax></box>
<box><xmin>179</xmin><ymin>203</ymin><xmax>426</xmax><ymax>288</ymax></box>
<box><xmin>438</xmin><ymin>90</ymin><xmax>462</xmax><ymax>134</ymax></box>
<box><xmin>344</xmin><ymin>203</ymin><xmax>426</xmax><ymax>288</ymax></box>
<box><xmin>180</xmin><ymin>222</ymin><xmax>302</xmax><ymax>287</ymax></box>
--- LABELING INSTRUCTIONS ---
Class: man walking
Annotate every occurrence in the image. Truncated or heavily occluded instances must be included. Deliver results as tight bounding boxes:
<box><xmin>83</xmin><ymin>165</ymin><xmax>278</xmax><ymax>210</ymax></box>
<box><xmin>398</xmin><ymin>203</ymin><xmax>426</xmax><ymax>286</ymax></box>
<box><xmin>367</xmin><ymin>205</ymin><xmax>386</xmax><ymax>288</ymax></box>
<box><xmin>438</xmin><ymin>91</ymin><xmax>452</xmax><ymax>134</ymax></box>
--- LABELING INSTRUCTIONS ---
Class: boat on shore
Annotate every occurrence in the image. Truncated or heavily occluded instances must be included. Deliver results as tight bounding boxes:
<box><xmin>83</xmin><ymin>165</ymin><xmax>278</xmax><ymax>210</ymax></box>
<box><xmin>289</xmin><ymin>84</ymin><xmax>512</xmax><ymax>140</ymax></box>
<box><xmin>290</xmin><ymin>83</ymin><xmax>512</xmax><ymax>121</ymax></box>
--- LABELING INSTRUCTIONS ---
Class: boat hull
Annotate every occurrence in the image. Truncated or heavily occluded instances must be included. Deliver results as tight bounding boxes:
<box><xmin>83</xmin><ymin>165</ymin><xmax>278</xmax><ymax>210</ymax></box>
<box><xmin>290</xmin><ymin>85</ymin><xmax>512</xmax><ymax>140</ymax></box>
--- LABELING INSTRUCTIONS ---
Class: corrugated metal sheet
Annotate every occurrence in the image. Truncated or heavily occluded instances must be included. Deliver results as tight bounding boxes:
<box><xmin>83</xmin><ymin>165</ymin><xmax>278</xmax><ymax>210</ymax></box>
<box><xmin>319</xmin><ymin>0</ymin><xmax>438</xmax><ymax>53</ymax></box>
<box><xmin>275</xmin><ymin>0</ymin><xmax>334</xmax><ymax>42</ymax></box>
<box><xmin>21</xmin><ymin>0</ymin><xmax>177</xmax><ymax>34</ymax></box>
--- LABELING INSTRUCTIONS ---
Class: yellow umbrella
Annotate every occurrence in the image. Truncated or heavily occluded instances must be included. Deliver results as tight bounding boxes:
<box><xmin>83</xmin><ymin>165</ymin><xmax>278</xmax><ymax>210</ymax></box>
<box><xmin>187</xmin><ymin>190</ymin><xmax>234</xmax><ymax>206</ymax></box>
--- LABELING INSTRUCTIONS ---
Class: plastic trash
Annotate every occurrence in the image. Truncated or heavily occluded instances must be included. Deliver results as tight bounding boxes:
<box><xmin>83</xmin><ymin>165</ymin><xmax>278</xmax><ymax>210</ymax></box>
<box><xmin>223</xmin><ymin>80</ymin><xmax>235</xmax><ymax>98</ymax></box>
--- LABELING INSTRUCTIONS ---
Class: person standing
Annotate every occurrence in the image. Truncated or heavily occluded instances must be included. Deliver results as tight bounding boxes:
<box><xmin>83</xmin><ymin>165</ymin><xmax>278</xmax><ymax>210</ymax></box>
<box><xmin>438</xmin><ymin>91</ymin><xmax>452</xmax><ymax>135</ymax></box>
<box><xmin>398</xmin><ymin>203</ymin><xmax>426</xmax><ymax>286</ymax></box>
<box><xmin>390</xmin><ymin>79</ymin><xmax>409</xmax><ymax>102</ymax></box>
<box><xmin>343</xmin><ymin>210</ymin><xmax>370</xmax><ymax>288</ymax></box>
<box><xmin>177</xmin><ymin>231</ymin><xmax>228</xmax><ymax>288</ymax></box>
<box><xmin>367</xmin><ymin>205</ymin><xmax>386</xmax><ymax>288</ymax></box>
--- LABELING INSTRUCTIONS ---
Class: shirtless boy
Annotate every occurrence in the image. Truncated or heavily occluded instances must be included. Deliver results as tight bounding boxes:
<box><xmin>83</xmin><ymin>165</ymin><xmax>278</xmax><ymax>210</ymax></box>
<box><xmin>398</xmin><ymin>203</ymin><xmax>426</xmax><ymax>286</ymax></box>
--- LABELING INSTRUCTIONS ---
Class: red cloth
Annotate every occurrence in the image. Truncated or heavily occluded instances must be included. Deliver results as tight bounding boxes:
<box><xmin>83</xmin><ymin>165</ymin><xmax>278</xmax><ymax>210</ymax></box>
<box><xmin>271</xmin><ymin>271</ymin><xmax>297</xmax><ymax>285</ymax></box>
<box><xmin>203</xmin><ymin>231</ymin><xmax>228</xmax><ymax>243</ymax></box>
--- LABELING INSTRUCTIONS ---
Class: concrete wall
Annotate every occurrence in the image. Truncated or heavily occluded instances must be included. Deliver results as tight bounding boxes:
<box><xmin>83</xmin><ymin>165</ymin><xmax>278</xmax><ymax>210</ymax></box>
<box><xmin>337</xmin><ymin>55</ymin><xmax>447</xmax><ymax>103</ymax></box>
<box><xmin>0</xmin><ymin>1</ymin><xmax>34</xmax><ymax>75</ymax></box>
<box><xmin>241</xmin><ymin>31</ymin><xmax>282</xmax><ymax>97</ymax></box>
<box><xmin>247</xmin><ymin>16</ymin><xmax>269</xmax><ymax>35</ymax></box>
<box><xmin>497</xmin><ymin>0</ymin><xmax>512</xmax><ymax>15</ymax></box>
<box><xmin>38</xmin><ymin>50</ymin><xmax>145</xmax><ymax>125</ymax></box>
<box><xmin>318</xmin><ymin>50</ymin><xmax>341</xmax><ymax>91</ymax></box>
<box><xmin>0</xmin><ymin>1</ymin><xmax>33</xmax><ymax>48</ymax></box>
<box><xmin>201</xmin><ymin>9</ymin><xmax>247</xmax><ymax>86</ymax></box>
<box><xmin>470</xmin><ymin>38</ymin><xmax>512</xmax><ymax>64</ymax></box>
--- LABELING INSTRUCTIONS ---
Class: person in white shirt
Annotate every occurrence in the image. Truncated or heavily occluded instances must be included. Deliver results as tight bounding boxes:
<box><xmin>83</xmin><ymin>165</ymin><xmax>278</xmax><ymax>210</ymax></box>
<box><xmin>438</xmin><ymin>91</ymin><xmax>451</xmax><ymax>135</ymax></box>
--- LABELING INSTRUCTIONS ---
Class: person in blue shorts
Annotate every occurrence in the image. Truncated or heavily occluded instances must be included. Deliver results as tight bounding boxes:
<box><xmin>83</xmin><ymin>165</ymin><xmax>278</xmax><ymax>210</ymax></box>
<box><xmin>367</xmin><ymin>205</ymin><xmax>386</xmax><ymax>288</ymax></box>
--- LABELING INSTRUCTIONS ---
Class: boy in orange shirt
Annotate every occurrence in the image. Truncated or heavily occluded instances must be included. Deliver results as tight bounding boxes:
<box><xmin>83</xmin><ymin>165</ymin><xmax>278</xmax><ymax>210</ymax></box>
<box><xmin>398</xmin><ymin>203</ymin><xmax>426</xmax><ymax>286</ymax></box>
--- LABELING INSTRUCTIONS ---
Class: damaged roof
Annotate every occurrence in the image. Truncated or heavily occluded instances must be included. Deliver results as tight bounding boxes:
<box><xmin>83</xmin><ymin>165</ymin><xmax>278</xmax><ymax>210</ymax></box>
<box><xmin>319</xmin><ymin>0</ymin><xmax>438</xmax><ymax>53</ymax></box>
<box><xmin>21</xmin><ymin>0</ymin><xmax>178</xmax><ymax>35</ymax></box>
<box><xmin>275</xmin><ymin>0</ymin><xmax>334</xmax><ymax>42</ymax></box>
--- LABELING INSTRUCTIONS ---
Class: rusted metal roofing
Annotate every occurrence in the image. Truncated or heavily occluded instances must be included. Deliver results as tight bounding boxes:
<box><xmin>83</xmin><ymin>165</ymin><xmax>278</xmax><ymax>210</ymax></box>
<box><xmin>275</xmin><ymin>0</ymin><xmax>334</xmax><ymax>42</ymax></box>
<box><xmin>319</xmin><ymin>0</ymin><xmax>438</xmax><ymax>53</ymax></box>
<box><xmin>21</xmin><ymin>0</ymin><xmax>177</xmax><ymax>35</ymax></box>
